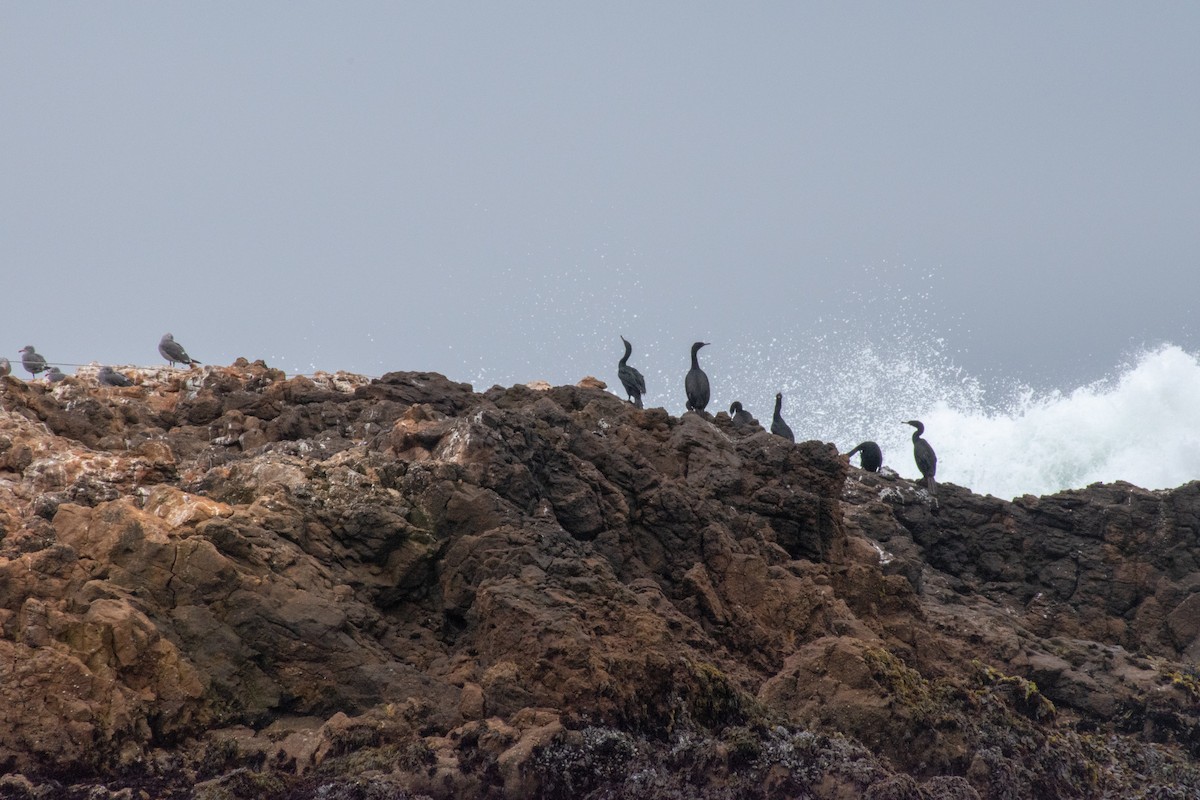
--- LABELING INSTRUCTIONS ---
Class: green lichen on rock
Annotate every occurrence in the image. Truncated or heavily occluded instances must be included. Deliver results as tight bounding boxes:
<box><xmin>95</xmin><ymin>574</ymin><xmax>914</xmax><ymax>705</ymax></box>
<box><xmin>1162</xmin><ymin>665</ymin><xmax>1200</xmax><ymax>702</ymax></box>
<box><xmin>974</xmin><ymin>661</ymin><xmax>1057</xmax><ymax>722</ymax></box>
<box><xmin>682</xmin><ymin>659</ymin><xmax>760</xmax><ymax>730</ymax></box>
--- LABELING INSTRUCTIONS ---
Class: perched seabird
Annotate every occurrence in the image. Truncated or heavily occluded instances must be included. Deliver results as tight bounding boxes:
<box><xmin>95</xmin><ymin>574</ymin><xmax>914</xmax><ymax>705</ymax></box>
<box><xmin>19</xmin><ymin>346</ymin><xmax>47</xmax><ymax>378</ymax></box>
<box><xmin>617</xmin><ymin>336</ymin><xmax>647</xmax><ymax>409</ymax></box>
<box><xmin>684</xmin><ymin>342</ymin><xmax>711</xmax><ymax>412</ymax></box>
<box><xmin>98</xmin><ymin>366</ymin><xmax>134</xmax><ymax>387</ymax></box>
<box><xmin>846</xmin><ymin>441</ymin><xmax>883</xmax><ymax>472</ymax></box>
<box><xmin>904</xmin><ymin>420</ymin><xmax>937</xmax><ymax>493</ymax></box>
<box><xmin>45</xmin><ymin>367</ymin><xmax>67</xmax><ymax>383</ymax></box>
<box><xmin>728</xmin><ymin>401</ymin><xmax>754</xmax><ymax>427</ymax></box>
<box><xmin>159</xmin><ymin>333</ymin><xmax>201</xmax><ymax>367</ymax></box>
<box><xmin>0</xmin><ymin>357</ymin><xmax>10</xmax><ymax>378</ymax></box>
<box><xmin>771</xmin><ymin>392</ymin><xmax>795</xmax><ymax>442</ymax></box>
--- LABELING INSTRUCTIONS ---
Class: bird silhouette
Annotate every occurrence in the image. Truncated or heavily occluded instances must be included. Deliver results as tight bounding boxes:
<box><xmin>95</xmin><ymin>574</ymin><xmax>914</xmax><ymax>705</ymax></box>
<box><xmin>159</xmin><ymin>333</ymin><xmax>201</xmax><ymax>367</ymax></box>
<box><xmin>846</xmin><ymin>441</ymin><xmax>883</xmax><ymax>472</ymax></box>
<box><xmin>904</xmin><ymin>420</ymin><xmax>937</xmax><ymax>494</ymax></box>
<box><xmin>19</xmin><ymin>346</ymin><xmax>47</xmax><ymax>378</ymax></box>
<box><xmin>728</xmin><ymin>401</ymin><xmax>755</xmax><ymax>427</ymax></box>
<box><xmin>617</xmin><ymin>336</ymin><xmax>647</xmax><ymax>408</ymax></box>
<box><xmin>771</xmin><ymin>392</ymin><xmax>795</xmax><ymax>442</ymax></box>
<box><xmin>98</xmin><ymin>366</ymin><xmax>134</xmax><ymax>387</ymax></box>
<box><xmin>684</xmin><ymin>342</ymin><xmax>710</xmax><ymax>412</ymax></box>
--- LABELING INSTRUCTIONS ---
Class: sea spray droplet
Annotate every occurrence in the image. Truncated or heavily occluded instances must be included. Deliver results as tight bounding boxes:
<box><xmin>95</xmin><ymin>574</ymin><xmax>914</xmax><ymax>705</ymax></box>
<box><xmin>930</xmin><ymin>344</ymin><xmax>1200</xmax><ymax>499</ymax></box>
<box><xmin>738</xmin><ymin>335</ymin><xmax>1200</xmax><ymax>499</ymax></box>
<box><xmin>453</xmin><ymin>258</ymin><xmax>1198</xmax><ymax>498</ymax></box>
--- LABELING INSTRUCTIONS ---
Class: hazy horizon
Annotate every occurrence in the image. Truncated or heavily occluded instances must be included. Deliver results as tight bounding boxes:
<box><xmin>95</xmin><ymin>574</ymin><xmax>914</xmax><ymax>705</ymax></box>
<box><xmin>4</xmin><ymin>5</ymin><xmax>1197</xmax><ymax>401</ymax></box>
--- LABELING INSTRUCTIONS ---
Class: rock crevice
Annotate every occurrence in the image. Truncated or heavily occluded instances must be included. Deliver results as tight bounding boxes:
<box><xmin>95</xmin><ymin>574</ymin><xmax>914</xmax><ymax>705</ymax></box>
<box><xmin>1</xmin><ymin>366</ymin><xmax>1199</xmax><ymax>798</ymax></box>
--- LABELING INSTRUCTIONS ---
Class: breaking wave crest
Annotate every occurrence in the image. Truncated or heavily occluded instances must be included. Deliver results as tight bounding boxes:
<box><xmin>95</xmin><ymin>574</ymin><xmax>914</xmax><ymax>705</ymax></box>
<box><xmin>466</xmin><ymin>259</ymin><xmax>1199</xmax><ymax>499</ymax></box>
<box><xmin>742</xmin><ymin>339</ymin><xmax>1200</xmax><ymax>500</ymax></box>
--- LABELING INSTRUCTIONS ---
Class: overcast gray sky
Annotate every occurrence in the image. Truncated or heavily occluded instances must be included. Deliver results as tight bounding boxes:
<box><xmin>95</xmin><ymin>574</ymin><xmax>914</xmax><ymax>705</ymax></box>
<box><xmin>4</xmin><ymin>4</ymin><xmax>1197</xmax><ymax>408</ymax></box>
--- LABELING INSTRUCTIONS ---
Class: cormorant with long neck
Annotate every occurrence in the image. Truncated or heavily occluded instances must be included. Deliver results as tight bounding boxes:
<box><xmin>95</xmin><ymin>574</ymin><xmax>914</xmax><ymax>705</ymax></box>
<box><xmin>904</xmin><ymin>420</ymin><xmax>937</xmax><ymax>493</ymax></box>
<box><xmin>728</xmin><ymin>401</ymin><xmax>754</xmax><ymax>427</ymax></box>
<box><xmin>846</xmin><ymin>441</ymin><xmax>883</xmax><ymax>472</ymax></box>
<box><xmin>617</xmin><ymin>336</ymin><xmax>646</xmax><ymax>408</ymax></box>
<box><xmin>684</xmin><ymin>342</ymin><xmax>710</xmax><ymax>412</ymax></box>
<box><xmin>771</xmin><ymin>392</ymin><xmax>795</xmax><ymax>442</ymax></box>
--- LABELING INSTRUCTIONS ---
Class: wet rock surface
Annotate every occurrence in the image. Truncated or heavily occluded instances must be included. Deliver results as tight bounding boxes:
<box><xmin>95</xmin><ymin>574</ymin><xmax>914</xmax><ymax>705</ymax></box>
<box><xmin>1</xmin><ymin>364</ymin><xmax>1199</xmax><ymax>798</ymax></box>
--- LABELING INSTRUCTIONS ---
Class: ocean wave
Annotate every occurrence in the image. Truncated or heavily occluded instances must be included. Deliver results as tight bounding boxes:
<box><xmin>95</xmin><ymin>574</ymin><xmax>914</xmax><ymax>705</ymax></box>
<box><xmin>746</xmin><ymin>339</ymin><xmax>1200</xmax><ymax>499</ymax></box>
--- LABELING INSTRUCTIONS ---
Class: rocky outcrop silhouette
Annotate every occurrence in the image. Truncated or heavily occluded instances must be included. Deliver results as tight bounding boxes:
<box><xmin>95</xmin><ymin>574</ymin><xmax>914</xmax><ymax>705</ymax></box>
<box><xmin>1</xmin><ymin>362</ymin><xmax>1198</xmax><ymax>799</ymax></box>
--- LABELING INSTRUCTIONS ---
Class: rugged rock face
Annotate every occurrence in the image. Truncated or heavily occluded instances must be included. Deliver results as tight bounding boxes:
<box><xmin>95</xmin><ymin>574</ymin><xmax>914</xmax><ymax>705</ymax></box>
<box><xmin>1</xmin><ymin>363</ymin><xmax>1198</xmax><ymax>799</ymax></box>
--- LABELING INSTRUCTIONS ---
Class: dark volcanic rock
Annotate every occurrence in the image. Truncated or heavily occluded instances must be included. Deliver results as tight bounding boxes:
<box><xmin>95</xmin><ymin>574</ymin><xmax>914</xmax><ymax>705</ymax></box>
<box><xmin>1</xmin><ymin>364</ymin><xmax>1199</xmax><ymax>798</ymax></box>
<box><xmin>883</xmin><ymin>477</ymin><xmax>1200</xmax><ymax>663</ymax></box>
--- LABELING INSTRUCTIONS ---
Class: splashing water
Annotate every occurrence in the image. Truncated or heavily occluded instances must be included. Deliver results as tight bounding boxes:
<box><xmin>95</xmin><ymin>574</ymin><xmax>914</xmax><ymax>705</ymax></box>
<box><xmin>740</xmin><ymin>338</ymin><xmax>1200</xmax><ymax>500</ymax></box>
<box><xmin>459</xmin><ymin>257</ymin><xmax>1200</xmax><ymax>499</ymax></box>
<box><xmin>917</xmin><ymin>344</ymin><xmax>1200</xmax><ymax>499</ymax></box>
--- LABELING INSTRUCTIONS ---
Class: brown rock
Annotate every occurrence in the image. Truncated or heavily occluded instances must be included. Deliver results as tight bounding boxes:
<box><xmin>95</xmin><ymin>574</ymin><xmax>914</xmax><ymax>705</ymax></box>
<box><xmin>1166</xmin><ymin>592</ymin><xmax>1200</xmax><ymax>653</ymax></box>
<box><xmin>1</xmin><ymin>362</ymin><xmax>1199</xmax><ymax>797</ymax></box>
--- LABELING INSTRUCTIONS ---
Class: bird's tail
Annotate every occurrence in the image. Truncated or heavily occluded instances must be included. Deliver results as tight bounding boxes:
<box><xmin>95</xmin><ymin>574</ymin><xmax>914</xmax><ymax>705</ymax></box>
<box><xmin>634</xmin><ymin>395</ymin><xmax>643</xmax><ymax>409</ymax></box>
<box><xmin>926</xmin><ymin>475</ymin><xmax>938</xmax><ymax>496</ymax></box>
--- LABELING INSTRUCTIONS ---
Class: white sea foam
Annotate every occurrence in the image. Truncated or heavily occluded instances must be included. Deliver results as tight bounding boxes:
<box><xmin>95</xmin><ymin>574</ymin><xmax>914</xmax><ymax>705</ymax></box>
<box><xmin>464</xmin><ymin>259</ymin><xmax>1200</xmax><ymax>500</ymax></box>
<box><xmin>751</xmin><ymin>340</ymin><xmax>1200</xmax><ymax>500</ymax></box>
<box><xmin>914</xmin><ymin>344</ymin><xmax>1200</xmax><ymax>499</ymax></box>
<box><xmin>669</xmin><ymin>327</ymin><xmax>1200</xmax><ymax>500</ymax></box>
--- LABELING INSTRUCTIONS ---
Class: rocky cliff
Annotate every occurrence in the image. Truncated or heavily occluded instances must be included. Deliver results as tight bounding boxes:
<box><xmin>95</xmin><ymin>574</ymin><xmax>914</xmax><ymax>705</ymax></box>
<box><xmin>1</xmin><ymin>363</ymin><xmax>1198</xmax><ymax>799</ymax></box>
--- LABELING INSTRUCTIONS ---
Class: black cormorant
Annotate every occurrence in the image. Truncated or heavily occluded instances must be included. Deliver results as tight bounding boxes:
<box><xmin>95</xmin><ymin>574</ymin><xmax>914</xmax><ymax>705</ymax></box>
<box><xmin>846</xmin><ymin>441</ymin><xmax>883</xmax><ymax>472</ymax></box>
<box><xmin>728</xmin><ymin>401</ymin><xmax>754</xmax><ymax>427</ymax></box>
<box><xmin>684</xmin><ymin>342</ymin><xmax>710</xmax><ymax>412</ymax></box>
<box><xmin>771</xmin><ymin>392</ymin><xmax>795</xmax><ymax>442</ymax></box>
<box><xmin>617</xmin><ymin>336</ymin><xmax>647</xmax><ymax>408</ymax></box>
<box><xmin>904</xmin><ymin>420</ymin><xmax>937</xmax><ymax>493</ymax></box>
